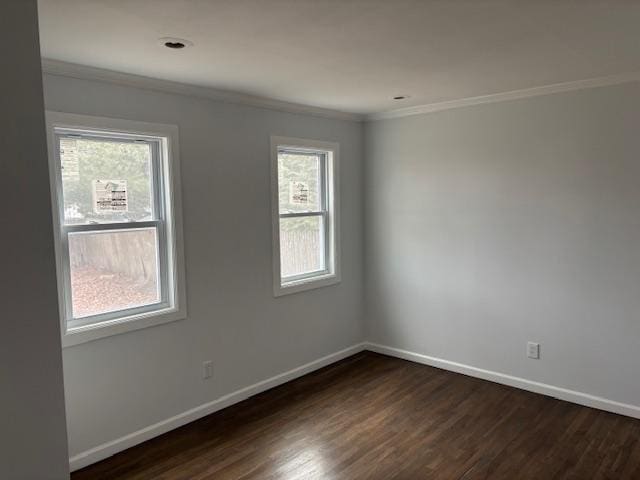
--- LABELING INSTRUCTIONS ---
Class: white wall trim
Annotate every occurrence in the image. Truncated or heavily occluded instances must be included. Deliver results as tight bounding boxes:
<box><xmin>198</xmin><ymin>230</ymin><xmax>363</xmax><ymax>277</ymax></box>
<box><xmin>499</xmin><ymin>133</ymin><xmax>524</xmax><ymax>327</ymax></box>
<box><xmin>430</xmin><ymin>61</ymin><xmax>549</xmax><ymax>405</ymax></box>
<box><xmin>365</xmin><ymin>342</ymin><xmax>640</xmax><ymax>420</ymax></box>
<box><xmin>42</xmin><ymin>58</ymin><xmax>363</xmax><ymax>123</ymax></box>
<box><xmin>368</xmin><ymin>71</ymin><xmax>640</xmax><ymax>120</ymax></box>
<box><xmin>69</xmin><ymin>342</ymin><xmax>366</xmax><ymax>471</ymax></box>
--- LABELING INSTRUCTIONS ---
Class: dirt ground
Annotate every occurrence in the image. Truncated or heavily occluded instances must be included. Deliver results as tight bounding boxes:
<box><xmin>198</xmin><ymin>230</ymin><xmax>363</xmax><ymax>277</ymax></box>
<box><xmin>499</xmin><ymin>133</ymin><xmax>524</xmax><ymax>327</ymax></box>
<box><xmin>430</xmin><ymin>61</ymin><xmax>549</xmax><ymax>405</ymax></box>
<box><xmin>71</xmin><ymin>265</ymin><xmax>158</xmax><ymax>318</ymax></box>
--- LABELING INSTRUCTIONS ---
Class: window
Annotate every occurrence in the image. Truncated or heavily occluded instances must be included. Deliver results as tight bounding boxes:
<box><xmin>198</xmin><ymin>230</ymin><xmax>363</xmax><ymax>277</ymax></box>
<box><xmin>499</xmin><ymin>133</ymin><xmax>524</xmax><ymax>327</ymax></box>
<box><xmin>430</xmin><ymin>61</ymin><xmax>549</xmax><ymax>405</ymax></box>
<box><xmin>47</xmin><ymin>112</ymin><xmax>186</xmax><ymax>346</ymax></box>
<box><xmin>271</xmin><ymin>137</ymin><xmax>340</xmax><ymax>296</ymax></box>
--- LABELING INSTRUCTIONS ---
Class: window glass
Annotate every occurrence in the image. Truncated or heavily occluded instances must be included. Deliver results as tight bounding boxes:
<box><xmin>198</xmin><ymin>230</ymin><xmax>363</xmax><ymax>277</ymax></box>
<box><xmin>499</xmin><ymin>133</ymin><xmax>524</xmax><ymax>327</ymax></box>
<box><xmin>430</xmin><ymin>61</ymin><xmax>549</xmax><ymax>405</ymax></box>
<box><xmin>68</xmin><ymin>228</ymin><xmax>160</xmax><ymax>318</ymax></box>
<box><xmin>61</xmin><ymin>137</ymin><xmax>153</xmax><ymax>225</ymax></box>
<box><xmin>279</xmin><ymin>216</ymin><xmax>324</xmax><ymax>278</ymax></box>
<box><xmin>277</xmin><ymin>152</ymin><xmax>322</xmax><ymax>214</ymax></box>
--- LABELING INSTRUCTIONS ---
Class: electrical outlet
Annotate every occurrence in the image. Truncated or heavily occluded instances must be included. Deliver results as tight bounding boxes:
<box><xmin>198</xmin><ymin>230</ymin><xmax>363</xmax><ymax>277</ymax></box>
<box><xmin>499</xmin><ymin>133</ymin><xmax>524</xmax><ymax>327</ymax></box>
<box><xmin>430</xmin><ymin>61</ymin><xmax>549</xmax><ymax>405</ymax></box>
<box><xmin>202</xmin><ymin>360</ymin><xmax>213</xmax><ymax>379</ymax></box>
<box><xmin>527</xmin><ymin>342</ymin><xmax>540</xmax><ymax>359</ymax></box>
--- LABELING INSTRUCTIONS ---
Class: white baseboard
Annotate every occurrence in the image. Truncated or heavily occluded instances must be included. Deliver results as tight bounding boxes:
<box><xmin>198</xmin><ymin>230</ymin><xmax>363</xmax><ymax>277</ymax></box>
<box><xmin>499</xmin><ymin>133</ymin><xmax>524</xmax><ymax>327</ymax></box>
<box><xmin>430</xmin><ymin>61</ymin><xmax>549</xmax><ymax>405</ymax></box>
<box><xmin>69</xmin><ymin>342</ymin><xmax>366</xmax><ymax>471</ymax></box>
<box><xmin>365</xmin><ymin>342</ymin><xmax>640</xmax><ymax>420</ymax></box>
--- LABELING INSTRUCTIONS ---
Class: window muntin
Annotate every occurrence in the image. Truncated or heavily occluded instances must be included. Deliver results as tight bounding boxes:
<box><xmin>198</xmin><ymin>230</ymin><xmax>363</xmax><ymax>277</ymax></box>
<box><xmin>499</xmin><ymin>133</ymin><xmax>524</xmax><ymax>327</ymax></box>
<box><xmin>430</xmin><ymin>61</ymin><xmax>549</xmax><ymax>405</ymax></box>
<box><xmin>272</xmin><ymin>138</ymin><xmax>339</xmax><ymax>295</ymax></box>
<box><xmin>53</xmin><ymin>127</ymin><xmax>173</xmax><ymax>332</ymax></box>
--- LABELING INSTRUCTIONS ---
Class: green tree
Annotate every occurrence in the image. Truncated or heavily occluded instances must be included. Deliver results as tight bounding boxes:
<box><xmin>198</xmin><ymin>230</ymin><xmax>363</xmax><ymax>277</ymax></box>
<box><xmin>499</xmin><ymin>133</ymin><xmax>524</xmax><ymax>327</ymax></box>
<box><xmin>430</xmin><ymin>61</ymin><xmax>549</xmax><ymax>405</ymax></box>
<box><xmin>62</xmin><ymin>139</ymin><xmax>152</xmax><ymax>223</ymax></box>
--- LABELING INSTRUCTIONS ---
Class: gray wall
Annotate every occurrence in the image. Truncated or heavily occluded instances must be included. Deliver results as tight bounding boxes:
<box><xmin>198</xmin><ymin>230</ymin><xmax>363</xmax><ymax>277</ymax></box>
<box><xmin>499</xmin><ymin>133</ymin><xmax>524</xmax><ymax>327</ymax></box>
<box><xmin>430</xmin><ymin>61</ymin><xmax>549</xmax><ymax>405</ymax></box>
<box><xmin>365</xmin><ymin>83</ymin><xmax>640</xmax><ymax>407</ymax></box>
<box><xmin>1</xmin><ymin>2</ymin><xmax>69</xmax><ymax>479</ymax></box>
<box><xmin>42</xmin><ymin>75</ymin><xmax>365</xmax><ymax>457</ymax></box>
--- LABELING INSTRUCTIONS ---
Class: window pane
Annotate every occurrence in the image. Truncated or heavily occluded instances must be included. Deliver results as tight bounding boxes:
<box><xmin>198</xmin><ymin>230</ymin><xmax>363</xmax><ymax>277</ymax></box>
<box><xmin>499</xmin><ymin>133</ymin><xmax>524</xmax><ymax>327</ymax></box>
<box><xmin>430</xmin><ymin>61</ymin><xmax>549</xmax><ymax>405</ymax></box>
<box><xmin>278</xmin><ymin>151</ymin><xmax>322</xmax><ymax>213</ymax></box>
<box><xmin>279</xmin><ymin>216</ymin><xmax>325</xmax><ymax>278</ymax></box>
<box><xmin>68</xmin><ymin>228</ymin><xmax>160</xmax><ymax>318</ymax></box>
<box><xmin>60</xmin><ymin>137</ymin><xmax>154</xmax><ymax>224</ymax></box>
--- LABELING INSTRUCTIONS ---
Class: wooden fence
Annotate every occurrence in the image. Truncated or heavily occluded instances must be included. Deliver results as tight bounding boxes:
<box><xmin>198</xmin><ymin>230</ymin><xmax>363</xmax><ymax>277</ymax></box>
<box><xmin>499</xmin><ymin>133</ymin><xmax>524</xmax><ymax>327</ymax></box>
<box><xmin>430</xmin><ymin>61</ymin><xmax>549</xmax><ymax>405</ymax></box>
<box><xmin>280</xmin><ymin>229</ymin><xmax>321</xmax><ymax>277</ymax></box>
<box><xmin>69</xmin><ymin>229</ymin><xmax>157</xmax><ymax>284</ymax></box>
<box><xmin>69</xmin><ymin>228</ymin><xmax>320</xmax><ymax>282</ymax></box>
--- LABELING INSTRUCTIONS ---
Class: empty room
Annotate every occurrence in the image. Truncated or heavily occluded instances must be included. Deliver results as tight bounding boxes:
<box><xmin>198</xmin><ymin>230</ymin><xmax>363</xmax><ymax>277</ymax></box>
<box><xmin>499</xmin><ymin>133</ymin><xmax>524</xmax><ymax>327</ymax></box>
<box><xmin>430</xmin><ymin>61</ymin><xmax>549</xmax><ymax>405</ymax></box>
<box><xmin>5</xmin><ymin>1</ymin><xmax>640</xmax><ymax>479</ymax></box>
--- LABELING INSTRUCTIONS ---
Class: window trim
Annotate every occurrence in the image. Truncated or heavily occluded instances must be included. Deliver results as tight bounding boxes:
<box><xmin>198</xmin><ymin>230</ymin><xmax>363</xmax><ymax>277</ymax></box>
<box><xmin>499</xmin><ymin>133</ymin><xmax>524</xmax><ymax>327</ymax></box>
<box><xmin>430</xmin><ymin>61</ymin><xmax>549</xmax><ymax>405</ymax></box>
<box><xmin>270</xmin><ymin>136</ymin><xmax>341</xmax><ymax>297</ymax></box>
<box><xmin>46</xmin><ymin>112</ymin><xmax>187</xmax><ymax>347</ymax></box>
<box><xmin>54</xmin><ymin>132</ymin><xmax>170</xmax><ymax>331</ymax></box>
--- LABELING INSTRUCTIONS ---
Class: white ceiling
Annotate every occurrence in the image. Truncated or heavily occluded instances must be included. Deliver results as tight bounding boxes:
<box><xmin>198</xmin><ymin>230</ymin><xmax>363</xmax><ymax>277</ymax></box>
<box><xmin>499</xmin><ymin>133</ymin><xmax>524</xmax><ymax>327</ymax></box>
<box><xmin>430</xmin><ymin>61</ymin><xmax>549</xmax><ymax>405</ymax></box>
<box><xmin>38</xmin><ymin>0</ymin><xmax>640</xmax><ymax>116</ymax></box>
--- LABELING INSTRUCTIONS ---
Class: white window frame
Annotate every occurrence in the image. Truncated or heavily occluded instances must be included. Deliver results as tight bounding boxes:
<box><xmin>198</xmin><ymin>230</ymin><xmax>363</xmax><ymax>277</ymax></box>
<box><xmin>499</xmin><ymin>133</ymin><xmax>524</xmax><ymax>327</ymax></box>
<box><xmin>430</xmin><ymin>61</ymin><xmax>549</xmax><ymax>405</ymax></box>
<box><xmin>46</xmin><ymin>112</ymin><xmax>187</xmax><ymax>347</ymax></box>
<box><xmin>271</xmin><ymin>136</ymin><xmax>341</xmax><ymax>296</ymax></box>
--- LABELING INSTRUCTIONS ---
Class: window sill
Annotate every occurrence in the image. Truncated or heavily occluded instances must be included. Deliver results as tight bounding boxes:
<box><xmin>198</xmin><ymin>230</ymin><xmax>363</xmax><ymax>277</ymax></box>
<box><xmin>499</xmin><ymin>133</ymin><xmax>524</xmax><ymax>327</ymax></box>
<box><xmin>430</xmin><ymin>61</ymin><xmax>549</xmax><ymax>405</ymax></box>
<box><xmin>62</xmin><ymin>306</ymin><xmax>186</xmax><ymax>348</ymax></box>
<box><xmin>274</xmin><ymin>273</ymin><xmax>341</xmax><ymax>297</ymax></box>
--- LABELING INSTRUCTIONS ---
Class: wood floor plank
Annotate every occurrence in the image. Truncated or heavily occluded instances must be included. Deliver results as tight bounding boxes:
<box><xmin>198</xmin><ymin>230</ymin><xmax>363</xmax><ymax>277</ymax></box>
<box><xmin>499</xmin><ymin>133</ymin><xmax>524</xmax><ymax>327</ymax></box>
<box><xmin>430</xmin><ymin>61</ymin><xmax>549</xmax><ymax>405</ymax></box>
<box><xmin>72</xmin><ymin>352</ymin><xmax>640</xmax><ymax>480</ymax></box>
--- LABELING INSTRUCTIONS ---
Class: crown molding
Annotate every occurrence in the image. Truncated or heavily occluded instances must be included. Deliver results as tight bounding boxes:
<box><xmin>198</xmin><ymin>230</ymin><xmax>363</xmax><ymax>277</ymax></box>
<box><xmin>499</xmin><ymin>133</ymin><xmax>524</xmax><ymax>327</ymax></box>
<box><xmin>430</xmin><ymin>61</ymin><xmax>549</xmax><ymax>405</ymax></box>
<box><xmin>368</xmin><ymin>71</ymin><xmax>640</xmax><ymax>121</ymax></box>
<box><xmin>41</xmin><ymin>59</ymin><xmax>640</xmax><ymax>123</ymax></box>
<box><xmin>41</xmin><ymin>58</ymin><xmax>364</xmax><ymax>122</ymax></box>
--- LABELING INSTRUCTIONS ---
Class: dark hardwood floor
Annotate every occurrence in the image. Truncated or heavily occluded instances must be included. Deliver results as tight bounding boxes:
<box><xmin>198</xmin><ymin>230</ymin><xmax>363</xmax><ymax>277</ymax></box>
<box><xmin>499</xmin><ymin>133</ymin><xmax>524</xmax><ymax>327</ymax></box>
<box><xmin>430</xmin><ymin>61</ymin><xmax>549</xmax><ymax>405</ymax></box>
<box><xmin>72</xmin><ymin>351</ymin><xmax>640</xmax><ymax>480</ymax></box>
